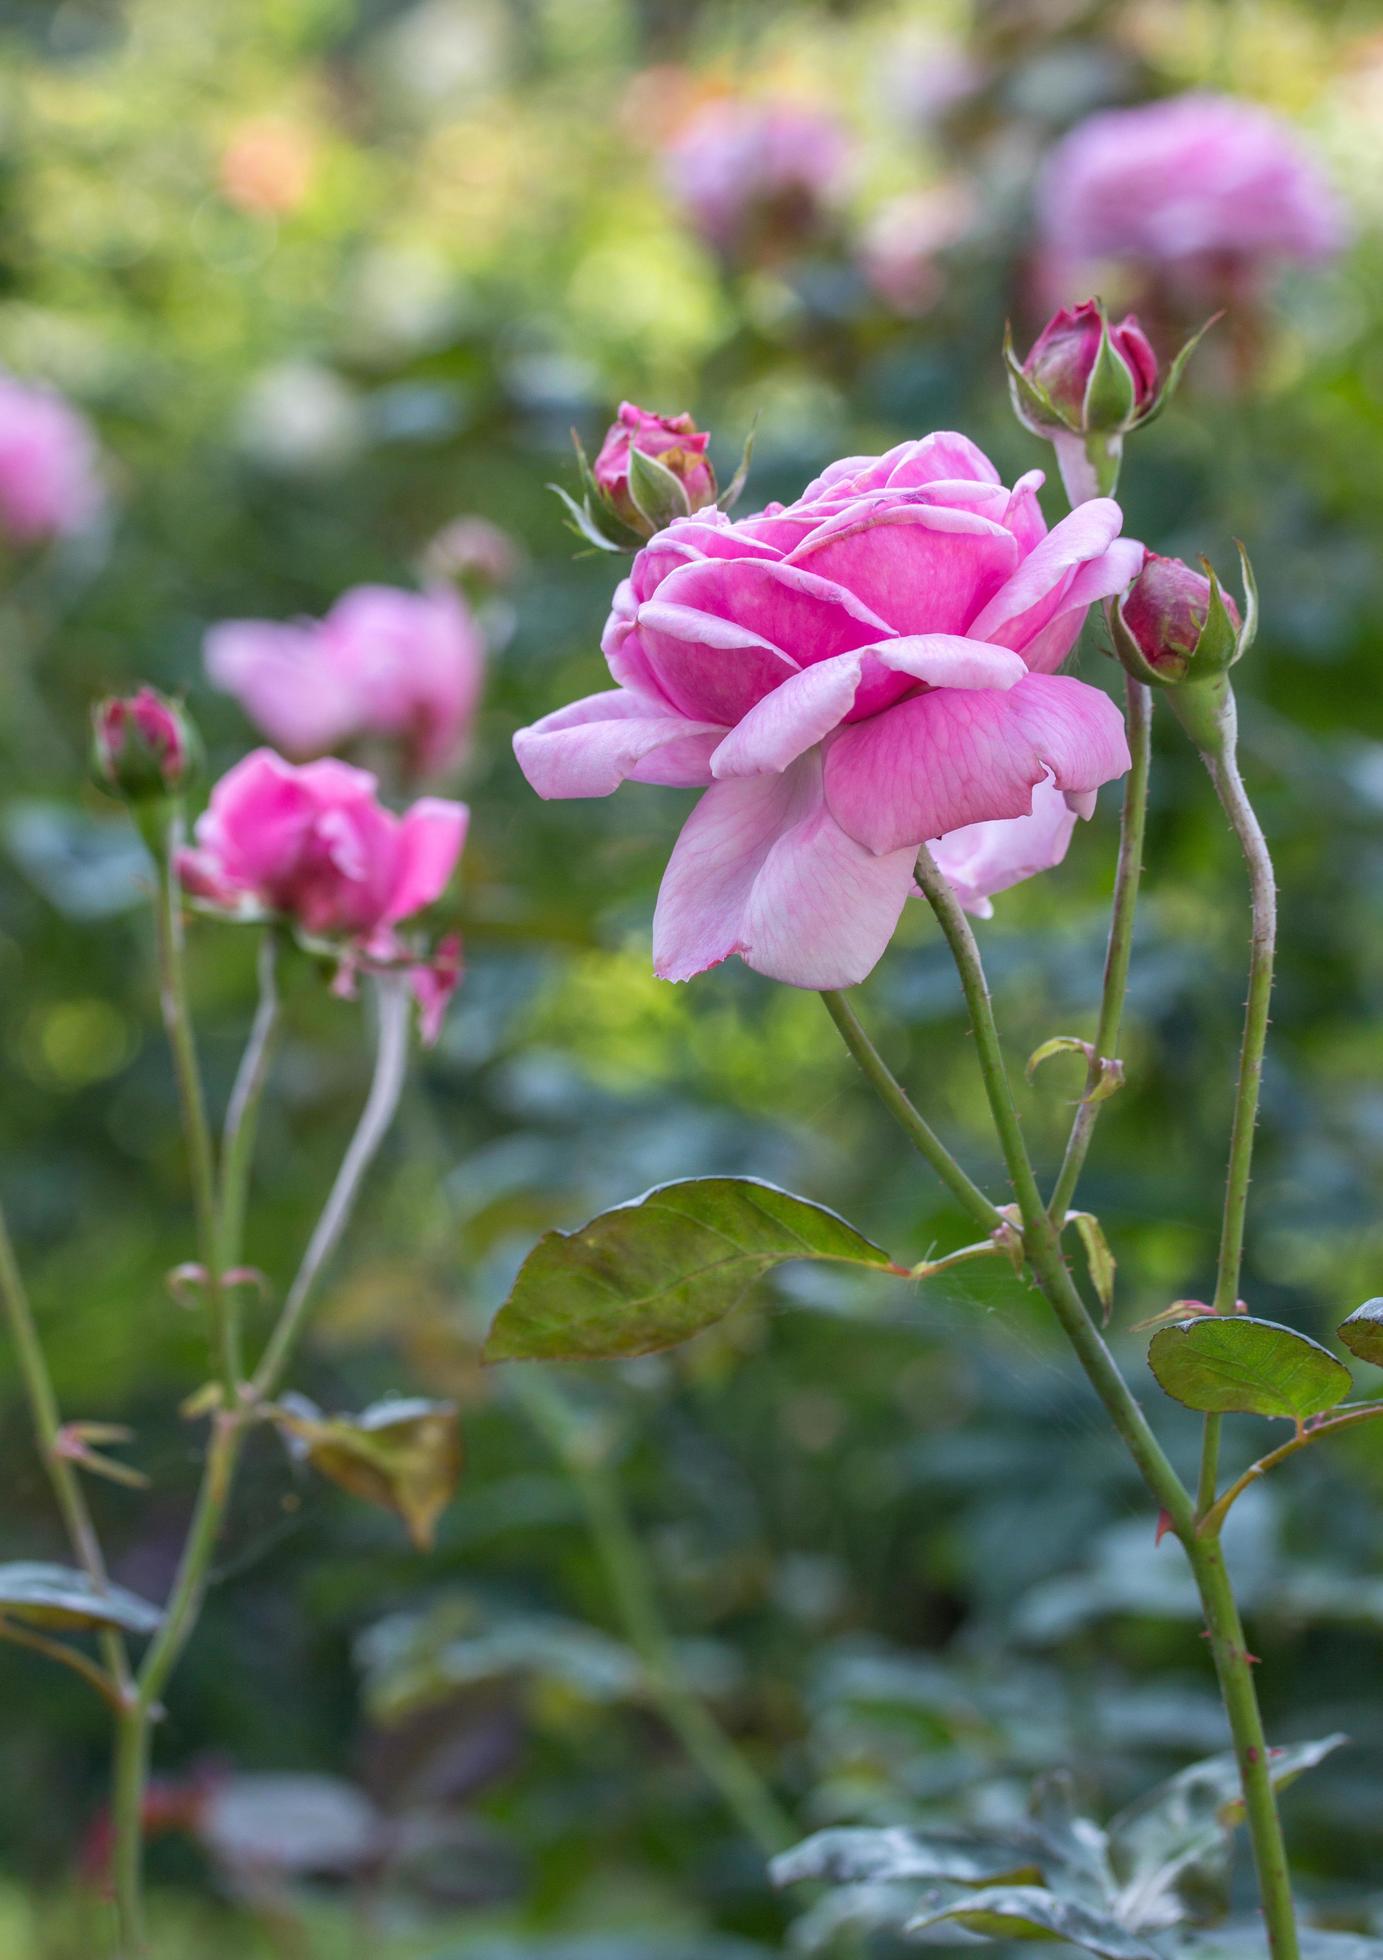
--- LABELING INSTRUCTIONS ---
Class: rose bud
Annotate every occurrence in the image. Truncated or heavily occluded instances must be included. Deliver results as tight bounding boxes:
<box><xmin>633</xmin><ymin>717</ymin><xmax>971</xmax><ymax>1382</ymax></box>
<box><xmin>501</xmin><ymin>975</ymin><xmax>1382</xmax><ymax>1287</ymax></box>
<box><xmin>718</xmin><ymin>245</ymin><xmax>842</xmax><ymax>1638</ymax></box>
<box><xmin>1110</xmin><ymin>546</ymin><xmax>1258</xmax><ymax>755</ymax></box>
<box><xmin>591</xmin><ymin>402</ymin><xmax>717</xmax><ymax>537</ymax></box>
<box><xmin>92</xmin><ymin>688</ymin><xmax>200</xmax><ymax>804</ymax></box>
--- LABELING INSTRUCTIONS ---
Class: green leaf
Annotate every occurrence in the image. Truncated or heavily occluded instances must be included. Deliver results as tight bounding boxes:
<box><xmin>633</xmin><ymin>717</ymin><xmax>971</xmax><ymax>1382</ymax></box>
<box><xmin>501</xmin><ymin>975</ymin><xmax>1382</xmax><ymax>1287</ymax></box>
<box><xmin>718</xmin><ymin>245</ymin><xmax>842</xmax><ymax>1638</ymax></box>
<box><xmin>1146</xmin><ymin>1316</ymin><xmax>1352</xmax><ymax>1420</ymax></box>
<box><xmin>485</xmin><ymin>1176</ymin><xmax>899</xmax><ymax>1363</ymax></box>
<box><xmin>0</xmin><ymin>1562</ymin><xmax>162</xmax><ymax>1636</ymax></box>
<box><xmin>626</xmin><ymin>443</ymin><xmax>692</xmax><ymax>532</ymax></box>
<box><xmin>1069</xmin><ymin>1211</ymin><xmax>1116</xmax><ymax>1324</ymax></box>
<box><xmin>277</xmin><ymin>1396</ymin><xmax>462</xmax><ymax>1551</ymax></box>
<box><xmin>1108</xmin><ymin>1734</ymin><xmax>1347</xmax><ymax>1932</ymax></box>
<box><xmin>908</xmin><ymin>1885</ymin><xmax>1161</xmax><ymax>1957</ymax></box>
<box><xmin>772</xmin><ymin>1825</ymin><xmax>1043</xmax><ymax>1892</ymax></box>
<box><xmin>1338</xmin><ymin>1298</ymin><xmax>1383</xmax><ymax>1368</ymax></box>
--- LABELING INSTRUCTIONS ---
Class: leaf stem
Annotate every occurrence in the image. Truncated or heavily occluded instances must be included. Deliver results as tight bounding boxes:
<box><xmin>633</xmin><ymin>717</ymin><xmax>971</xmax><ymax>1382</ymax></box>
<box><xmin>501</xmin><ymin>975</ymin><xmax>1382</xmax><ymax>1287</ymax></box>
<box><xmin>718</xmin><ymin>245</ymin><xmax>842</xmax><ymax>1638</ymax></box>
<box><xmin>514</xmin><ymin>1372</ymin><xmax>794</xmax><ymax>1857</ymax></box>
<box><xmin>1048</xmin><ymin>676</ymin><xmax>1151</xmax><ymax>1222</ymax></box>
<box><xmin>819</xmin><ymin>989</ymin><xmax>1002</xmax><ymax>1235</ymax></box>
<box><xmin>217</xmin><ymin>931</ymin><xmax>281</xmax><ymax>1273</ymax></box>
<box><xmin>1197</xmin><ymin>1402</ymin><xmax>1383</xmax><ymax>1539</ymax></box>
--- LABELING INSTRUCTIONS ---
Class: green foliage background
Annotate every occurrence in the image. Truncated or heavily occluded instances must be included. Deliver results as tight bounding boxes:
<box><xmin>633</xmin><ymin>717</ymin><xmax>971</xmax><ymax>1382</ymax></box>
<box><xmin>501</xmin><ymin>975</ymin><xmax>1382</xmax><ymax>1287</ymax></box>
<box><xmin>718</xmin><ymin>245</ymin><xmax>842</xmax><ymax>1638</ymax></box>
<box><xmin>1</xmin><ymin>0</ymin><xmax>1381</xmax><ymax>1951</ymax></box>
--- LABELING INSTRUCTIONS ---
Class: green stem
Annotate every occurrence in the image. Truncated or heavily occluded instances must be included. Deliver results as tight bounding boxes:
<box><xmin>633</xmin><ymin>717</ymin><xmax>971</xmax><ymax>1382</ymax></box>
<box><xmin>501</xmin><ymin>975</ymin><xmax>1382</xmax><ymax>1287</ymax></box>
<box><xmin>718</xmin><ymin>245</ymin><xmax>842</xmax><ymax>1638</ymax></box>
<box><xmin>1197</xmin><ymin>1403</ymin><xmax>1383</xmax><ymax>1539</ymax></box>
<box><xmin>154</xmin><ymin>841</ymin><xmax>238</xmax><ymax>1392</ymax></box>
<box><xmin>135</xmin><ymin>1412</ymin><xmax>244</xmax><ymax>1717</ymax></box>
<box><xmin>251</xmin><ymin>976</ymin><xmax>410</xmax><ymax>1402</ymax></box>
<box><xmin>819</xmin><ymin>989</ymin><xmax>1001</xmax><ymax>1234</ymax></box>
<box><xmin>111</xmin><ymin>1700</ymin><xmax>150</xmax><ymax>1957</ymax></box>
<box><xmin>1196</xmin><ymin>721</ymin><xmax>1278</xmax><ymax>1520</ymax></box>
<box><xmin>912</xmin><ymin>840</ymin><xmax>1299</xmax><ymax>1958</ymax></box>
<box><xmin>217</xmin><ymin>931</ymin><xmax>281</xmax><ymax>1273</ymax></box>
<box><xmin>1187</xmin><ymin>1537</ymin><xmax>1300</xmax><ymax>1960</ymax></box>
<box><xmin>1048</xmin><ymin>676</ymin><xmax>1151</xmax><ymax>1221</ymax></box>
<box><xmin>515</xmin><ymin>1373</ymin><xmax>793</xmax><ymax>1857</ymax></box>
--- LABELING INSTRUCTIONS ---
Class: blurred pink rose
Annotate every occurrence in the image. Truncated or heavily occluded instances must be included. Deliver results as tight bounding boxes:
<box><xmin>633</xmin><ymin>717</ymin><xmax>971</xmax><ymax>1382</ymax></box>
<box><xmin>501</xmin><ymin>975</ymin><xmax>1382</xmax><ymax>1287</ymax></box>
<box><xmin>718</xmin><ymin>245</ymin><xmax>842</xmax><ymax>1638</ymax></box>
<box><xmin>1038</xmin><ymin>93</ymin><xmax>1344</xmax><ymax>289</ymax></box>
<box><xmin>662</xmin><ymin>97</ymin><xmax>849</xmax><ymax>258</ymax></box>
<box><xmin>858</xmin><ymin>186</ymin><xmax>972</xmax><ymax>316</ymax></box>
<box><xmin>206</xmin><ymin>584</ymin><xmax>484</xmax><ymax>778</ymax></box>
<box><xmin>931</xmin><ymin>777</ymin><xmax>1081</xmax><ymax>919</ymax></box>
<box><xmin>593</xmin><ymin>402</ymin><xmax>717</xmax><ymax>531</ymax></box>
<box><xmin>514</xmin><ymin>431</ymin><xmax>1137</xmax><ymax>990</ymax></box>
<box><xmin>420</xmin><ymin>515</ymin><xmax>521</xmax><ymax>588</ymax></box>
<box><xmin>0</xmin><ymin>375</ymin><xmax>103</xmax><ymax>545</ymax></box>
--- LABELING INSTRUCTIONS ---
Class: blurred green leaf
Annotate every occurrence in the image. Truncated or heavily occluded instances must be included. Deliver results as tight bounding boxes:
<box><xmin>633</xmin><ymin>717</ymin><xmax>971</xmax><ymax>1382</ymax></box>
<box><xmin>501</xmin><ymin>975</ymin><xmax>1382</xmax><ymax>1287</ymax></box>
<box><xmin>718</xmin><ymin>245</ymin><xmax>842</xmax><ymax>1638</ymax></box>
<box><xmin>1147</xmin><ymin>1318</ymin><xmax>1352</xmax><ymax>1419</ymax></box>
<box><xmin>909</xmin><ymin>1883</ymin><xmax>1161</xmax><ymax>1956</ymax></box>
<box><xmin>773</xmin><ymin>1823</ymin><xmax>1043</xmax><ymax>1891</ymax></box>
<box><xmin>485</xmin><ymin>1176</ymin><xmax>899</xmax><ymax>1362</ymax></box>
<box><xmin>1337</xmin><ymin>1298</ymin><xmax>1383</xmax><ymax>1368</ymax></box>
<box><xmin>0</xmin><ymin>1563</ymin><xmax>161</xmax><ymax>1636</ymax></box>
<box><xmin>276</xmin><ymin>1396</ymin><xmax>462</xmax><ymax>1551</ymax></box>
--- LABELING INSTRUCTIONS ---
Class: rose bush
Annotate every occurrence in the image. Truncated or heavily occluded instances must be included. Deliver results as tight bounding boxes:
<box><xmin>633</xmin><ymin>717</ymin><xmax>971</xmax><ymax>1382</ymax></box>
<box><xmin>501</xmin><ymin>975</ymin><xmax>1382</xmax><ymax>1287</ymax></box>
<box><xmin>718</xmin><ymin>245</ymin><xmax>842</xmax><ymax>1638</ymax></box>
<box><xmin>514</xmin><ymin>431</ymin><xmax>1139</xmax><ymax>988</ymax></box>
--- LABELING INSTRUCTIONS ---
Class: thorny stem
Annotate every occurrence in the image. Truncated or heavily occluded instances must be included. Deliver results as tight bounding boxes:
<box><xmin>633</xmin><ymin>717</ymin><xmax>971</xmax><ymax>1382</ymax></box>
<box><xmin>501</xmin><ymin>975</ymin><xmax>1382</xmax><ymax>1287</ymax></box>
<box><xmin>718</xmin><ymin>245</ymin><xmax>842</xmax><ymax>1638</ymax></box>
<box><xmin>217</xmin><ymin>931</ymin><xmax>281</xmax><ymax>1273</ymax></box>
<box><xmin>1197</xmin><ymin>718</ymin><xmax>1279</xmax><ymax>1519</ymax></box>
<box><xmin>514</xmin><ymin>1372</ymin><xmax>794</xmax><ymax>1857</ymax></box>
<box><xmin>1048</xmin><ymin>676</ymin><xmax>1151</xmax><ymax>1222</ymax></box>
<box><xmin>154</xmin><ymin>838</ymin><xmax>239</xmax><ymax>1393</ymax></box>
<box><xmin>819</xmin><ymin>989</ymin><xmax>1001</xmax><ymax>1234</ymax></box>
<box><xmin>912</xmin><ymin>840</ymin><xmax>1299</xmax><ymax>1960</ymax></box>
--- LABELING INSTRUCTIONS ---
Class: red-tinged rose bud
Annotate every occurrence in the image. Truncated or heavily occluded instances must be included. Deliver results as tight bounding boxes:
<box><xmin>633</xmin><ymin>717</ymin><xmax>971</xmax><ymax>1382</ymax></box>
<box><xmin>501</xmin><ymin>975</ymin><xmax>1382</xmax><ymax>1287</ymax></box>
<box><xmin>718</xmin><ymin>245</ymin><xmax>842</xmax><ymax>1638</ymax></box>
<box><xmin>592</xmin><ymin>401</ymin><xmax>717</xmax><ymax>536</ymax></box>
<box><xmin>1116</xmin><ymin>553</ymin><xmax>1242</xmax><ymax>684</ymax></box>
<box><xmin>1021</xmin><ymin>301</ymin><xmax>1159</xmax><ymax>434</ymax></box>
<box><xmin>91</xmin><ymin>688</ymin><xmax>200</xmax><ymax>804</ymax></box>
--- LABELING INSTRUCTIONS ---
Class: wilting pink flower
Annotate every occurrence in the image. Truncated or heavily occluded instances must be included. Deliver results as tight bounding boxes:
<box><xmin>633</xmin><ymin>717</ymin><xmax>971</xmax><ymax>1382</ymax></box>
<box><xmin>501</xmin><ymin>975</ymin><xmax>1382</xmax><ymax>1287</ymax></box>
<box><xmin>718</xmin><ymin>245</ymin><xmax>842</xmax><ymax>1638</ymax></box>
<box><xmin>1038</xmin><ymin>93</ymin><xmax>1344</xmax><ymax>286</ymax></box>
<box><xmin>662</xmin><ymin>97</ymin><xmax>849</xmax><ymax>258</ymax></box>
<box><xmin>1118</xmin><ymin>550</ymin><xmax>1241</xmax><ymax>683</ymax></box>
<box><xmin>858</xmin><ymin>186</ymin><xmax>972</xmax><ymax>317</ymax></box>
<box><xmin>931</xmin><ymin>777</ymin><xmax>1082</xmax><ymax>918</ymax></box>
<box><xmin>180</xmin><ymin>750</ymin><xmax>465</xmax><ymax>944</ymax></box>
<box><xmin>206</xmin><ymin>584</ymin><xmax>484</xmax><ymax>778</ymax></box>
<box><xmin>0</xmin><ymin>375</ymin><xmax>103</xmax><ymax>544</ymax></box>
<box><xmin>513</xmin><ymin>431</ymin><xmax>1138</xmax><ymax>990</ymax></box>
<box><xmin>593</xmin><ymin>402</ymin><xmax>717</xmax><ymax>531</ymax></box>
<box><xmin>92</xmin><ymin>688</ymin><xmax>197</xmax><ymax>800</ymax></box>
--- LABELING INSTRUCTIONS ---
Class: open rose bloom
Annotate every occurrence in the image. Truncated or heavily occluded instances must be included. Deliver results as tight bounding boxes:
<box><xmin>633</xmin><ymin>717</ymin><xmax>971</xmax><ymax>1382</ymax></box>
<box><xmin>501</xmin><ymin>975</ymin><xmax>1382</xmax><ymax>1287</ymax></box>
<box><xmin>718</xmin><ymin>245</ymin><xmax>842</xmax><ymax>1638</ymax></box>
<box><xmin>179</xmin><ymin>751</ymin><xmax>468</xmax><ymax>1039</ymax></box>
<box><xmin>514</xmin><ymin>432</ymin><xmax>1139</xmax><ymax>989</ymax></box>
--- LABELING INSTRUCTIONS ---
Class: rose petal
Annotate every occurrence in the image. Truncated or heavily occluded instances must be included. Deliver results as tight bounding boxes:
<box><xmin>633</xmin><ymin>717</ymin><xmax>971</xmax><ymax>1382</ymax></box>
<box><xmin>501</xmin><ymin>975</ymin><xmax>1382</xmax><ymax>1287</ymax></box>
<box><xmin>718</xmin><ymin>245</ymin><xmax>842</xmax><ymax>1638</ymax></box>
<box><xmin>386</xmin><ymin>798</ymin><xmax>469</xmax><ymax>923</ymax></box>
<box><xmin>512</xmin><ymin>688</ymin><xmax>723</xmax><ymax>798</ymax></box>
<box><xmin>634</xmin><ymin>600</ymin><xmax>800</xmax><ymax>724</ymax></box>
<box><xmin>653</xmin><ymin>755</ymin><xmax>918</xmax><ymax>989</ymax></box>
<box><xmin>787</xmin><ymin>499</ymin><xmax>1018</xmax><ymax>637</ymax></box>
<box><xmin>931</xmin><ymin>775</ymin><xmax>1079</xmax><ymax>919</ymax></box>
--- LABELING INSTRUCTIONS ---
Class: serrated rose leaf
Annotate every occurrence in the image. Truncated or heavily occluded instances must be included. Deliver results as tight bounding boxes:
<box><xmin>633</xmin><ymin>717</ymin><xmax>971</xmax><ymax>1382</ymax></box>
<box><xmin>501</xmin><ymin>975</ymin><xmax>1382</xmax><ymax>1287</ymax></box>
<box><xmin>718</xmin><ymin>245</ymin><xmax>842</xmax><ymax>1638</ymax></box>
<box><xmin>1147</xmin><ymin>1317</ymin><xmax>1351</xmax><ymax>1420</ymax></box>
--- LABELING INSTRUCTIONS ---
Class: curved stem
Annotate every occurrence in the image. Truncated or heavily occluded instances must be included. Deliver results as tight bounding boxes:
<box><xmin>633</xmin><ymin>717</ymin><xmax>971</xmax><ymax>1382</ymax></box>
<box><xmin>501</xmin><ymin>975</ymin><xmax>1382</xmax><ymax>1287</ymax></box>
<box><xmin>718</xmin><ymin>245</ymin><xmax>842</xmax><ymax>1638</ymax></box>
<box><xmin>1198</xmin><ymin>1403</ymin><xmax>1383</xmax><ymax>1539</ymax></box>
<box><xmin>217</xmin><ymin>931</ymin><xmax>281</xmax><ymax>1273</ymax></box>
<box><xmin>515</xmin><ymin>1373</ymin><xmax>793</xmax><ymax>1857</ymax></box>
<box><xmin>819</xmin><ymin>990</ymin><xmax>1001</xmax><ymax>1234</ymax></box>
<box><xmin>154</xmin><ymin>842</ymin><xmax>238</xmax><ymax>1393</ymax></box>
<box><xmin>1196</xmin><ymin>725</ymin><xmax>1278</xmax><ymax>1520</ymax></box>
<box><xmin>1048</xmin><ymin>676</ymin><xmax>1151</xmax><ymax>1221</ymax></box>
<box><xmin>913</xmin><ymin>840</ymin><xmax>1299</xmax><ymax>1959</ymax></box>
<box><xmin>251</xmin><ymin>975</ymin><xmax>410</xmax><ymax>1401</ymax></box>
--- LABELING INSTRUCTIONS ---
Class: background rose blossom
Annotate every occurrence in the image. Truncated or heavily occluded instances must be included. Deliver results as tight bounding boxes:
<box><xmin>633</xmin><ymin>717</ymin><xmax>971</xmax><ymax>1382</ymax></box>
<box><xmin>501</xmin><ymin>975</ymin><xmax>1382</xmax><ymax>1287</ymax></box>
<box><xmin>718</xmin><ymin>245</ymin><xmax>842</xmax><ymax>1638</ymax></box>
<box><xmin>0</xmin><ymin>374</ymin><xmax>104</xmax><ymax>545</ymax></box>
<box><xmin>515</xmin><ymin>431</ymin><xmax>1138</xmax><ymax>990</ymax></box>
<box><xmin>206</xmin><ymin>584</ymin><xmax>485</xmax><ymax>778</ymax></box>
<box><xmin>661</xmin><ymin>96</ymin><xmax>850</xmax><ymax>258</ymax></box>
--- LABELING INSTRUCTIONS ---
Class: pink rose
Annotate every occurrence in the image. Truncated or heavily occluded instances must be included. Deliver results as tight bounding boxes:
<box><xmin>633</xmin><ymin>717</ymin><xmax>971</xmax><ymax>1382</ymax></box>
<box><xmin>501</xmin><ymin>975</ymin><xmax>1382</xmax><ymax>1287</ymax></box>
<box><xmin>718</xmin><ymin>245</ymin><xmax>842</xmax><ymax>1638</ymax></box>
<box><xmin>513</xmin><ymin>430</ymin><xmax>1139</xmax><ymax>989</ymax></box>
<box><xmin>930</xmin><ymin>777</ymin><xmax>1081</xmax><ymax>920</ymax></box>
<box><xmin>593</xmin><ymin>403</ymin><xmax>717</xmax><ymax>533</ymax></box>
<box><xmin>420</xmin><ymin>516</ymin><xmax>521</xmax><ymax>589</ymax></box>
<box><xmin>92</xmin><ymin>688</ymin><xmax>197</xmax><ymax>801</ymax></box>
<box><xmin>1038</xmin><ymin>93</ymin><xmax>1344</xmax><ymax>284</ymax></box>
<box><xmin>0</xmin><ymin>375</ymin><xmax>103</xmax><ymax>545</ymax></box>
<box><xmin>1021</xmin><ymin>302</ymin><xmax>1159</xmax><ymax>429</ymax></box>
<box><xmin>206</xmin><ymin>584</ymin><xmax>484</xmax><ymax>778</ymax></box>
<box><xmin>662</xmin><ymin>98</ymin><xmax>849</xmax><ymax>258</ymax></box>
<box><xmin>179</xmin><ymin>750</ymin><xmax>466</xmax><ymax>945</ymax></box>
<box><xmin>857</xmin><ymin>186</ymin><xmax>972</xmax><ymax>317</ymax></box>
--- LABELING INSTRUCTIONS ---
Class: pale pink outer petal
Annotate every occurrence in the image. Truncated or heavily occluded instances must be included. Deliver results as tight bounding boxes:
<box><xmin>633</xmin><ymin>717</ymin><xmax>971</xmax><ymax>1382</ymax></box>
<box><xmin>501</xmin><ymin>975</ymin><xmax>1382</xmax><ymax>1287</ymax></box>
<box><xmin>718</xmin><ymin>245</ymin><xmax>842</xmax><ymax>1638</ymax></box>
<box><xmin>386</xmin><ymin>799</ymin><xmax>469</xmax><ymax>924</ymax></box>
<box><xmin>652</xmin><ymin>756</ymin><xmax>919</xmax><ymax>990</ymax></box>
<box><xmin>871</xmin><ymin>636</ymin><xmax>1029</xmax><ymax>691</ymax></box>
<box><xmin>205</xmin><ymin>620</ymin><xmax>359</xmax><ymax>756</ymax></box>
<box><xmin>824</xmin><ymin>673</ymin><xmax>1129</xmax><ymax>855</ymax></box>
<box><xmin>512</xmin><ymin>689</ymin><xmax>723</xmax><ymax>798</ymax></box>
<box><xmin>968</xmin><ymin>499</ymin><xmax>1126</xmax><ymax>654</ymax></box>
<box><xmin>931</xmin><ymin>775</ymin><xmax>1079</xmax><ymax>919</ymax></box>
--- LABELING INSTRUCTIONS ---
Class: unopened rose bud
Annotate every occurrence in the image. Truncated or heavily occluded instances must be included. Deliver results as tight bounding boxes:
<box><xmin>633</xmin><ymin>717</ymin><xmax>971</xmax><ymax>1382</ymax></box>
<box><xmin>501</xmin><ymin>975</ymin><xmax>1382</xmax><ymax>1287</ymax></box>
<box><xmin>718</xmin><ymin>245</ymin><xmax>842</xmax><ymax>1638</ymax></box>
<box><xmin>91</xmin><ymin>688</ymin><xmax>200</xmax><ymax>804</ymax></box>
<box><xmin>1111</xmin><ymin>546</ymin><xmax>1258</xmax><ymax>755</ymax></box>
<box><xmin>1021</xmin><ymin>301</ymin><xmax>1158</xmax><ymax>435</ymax></box>
<box><xmin>592</xmin><ymin>401</ymin><xmax>717</xmax><ymax>536</ymax></box>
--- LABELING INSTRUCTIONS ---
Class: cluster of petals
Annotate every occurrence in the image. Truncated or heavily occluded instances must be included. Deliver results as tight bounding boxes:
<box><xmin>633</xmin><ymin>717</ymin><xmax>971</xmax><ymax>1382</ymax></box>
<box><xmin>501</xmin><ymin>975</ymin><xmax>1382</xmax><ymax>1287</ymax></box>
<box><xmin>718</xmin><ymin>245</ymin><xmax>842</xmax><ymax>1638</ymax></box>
<box><xmin>661</xmin><ymin>96</ymin><xmax>849</xmax><ymax>255</ymax></box>
<box><xmin>514</xmin><ymin>431</ymin><xmax>1140</xmax><ymax>990</ymax></box>
<box><xmin>178</xmin><ymin>750</ymin><xmax>467</xmax><ymax>1041</ymax></box>
<box><xmin>206</xmin><ymin>583</ymin><xmax>484</xmax><ymax>779</ymax></box>
<box><xmin>1038</xmin><ymin>92</ymin><xmax>1344</xmax><ymax>281</ymax></box>
<box><xmin>0</xmin><ymin>373</ymin><xmax>104</xmax><ymax>545</ymax></box>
